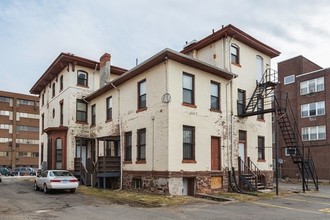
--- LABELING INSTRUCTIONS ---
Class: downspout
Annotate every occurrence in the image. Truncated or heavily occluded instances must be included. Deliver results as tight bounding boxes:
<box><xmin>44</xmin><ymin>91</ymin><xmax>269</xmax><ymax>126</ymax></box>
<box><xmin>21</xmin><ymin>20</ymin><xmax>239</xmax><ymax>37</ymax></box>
<box><xmin>111</xmin><ymin>82</ymin><xmax>123</xmax><ymax>190</ymax></box>
<box><xmin>226</xmin><ymin>35</ymin><xmax>235</xmax><ymax>169</ymax></box>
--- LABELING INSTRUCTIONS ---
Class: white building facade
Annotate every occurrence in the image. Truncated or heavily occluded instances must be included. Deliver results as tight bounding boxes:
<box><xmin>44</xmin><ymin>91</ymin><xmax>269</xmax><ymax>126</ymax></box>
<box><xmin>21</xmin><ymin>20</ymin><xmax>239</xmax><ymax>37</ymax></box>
<box><xmin>31</xmin><ymin>24</ymin><xmax>280</xmax><ymax>195</ymax></box>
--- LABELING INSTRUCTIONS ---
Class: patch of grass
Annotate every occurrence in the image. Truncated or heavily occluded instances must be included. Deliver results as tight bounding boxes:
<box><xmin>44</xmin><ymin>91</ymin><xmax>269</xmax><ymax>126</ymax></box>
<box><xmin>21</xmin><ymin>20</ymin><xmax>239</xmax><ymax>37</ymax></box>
<box><xmin>77</xmin><ymin>186</ymin><xmax>199</xmax><ymax>207</ymax></box>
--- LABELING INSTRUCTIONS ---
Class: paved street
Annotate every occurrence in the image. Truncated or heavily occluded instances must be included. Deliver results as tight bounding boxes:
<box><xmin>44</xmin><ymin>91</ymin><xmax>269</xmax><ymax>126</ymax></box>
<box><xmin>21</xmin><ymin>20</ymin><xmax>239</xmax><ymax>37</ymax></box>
<box><xmin>1</xmin><ymin>177</ymin><xmax>330</xmax><ymax>220</ymax></box>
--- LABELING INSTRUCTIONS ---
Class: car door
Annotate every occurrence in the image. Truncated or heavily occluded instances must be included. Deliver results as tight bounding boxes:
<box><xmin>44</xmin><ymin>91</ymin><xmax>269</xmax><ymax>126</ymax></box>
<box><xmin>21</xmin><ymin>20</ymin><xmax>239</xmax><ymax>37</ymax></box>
<box><xmin>37</xmin><ymin>171</ymin><xmax>47</xmax><ymax>187</ymax></box>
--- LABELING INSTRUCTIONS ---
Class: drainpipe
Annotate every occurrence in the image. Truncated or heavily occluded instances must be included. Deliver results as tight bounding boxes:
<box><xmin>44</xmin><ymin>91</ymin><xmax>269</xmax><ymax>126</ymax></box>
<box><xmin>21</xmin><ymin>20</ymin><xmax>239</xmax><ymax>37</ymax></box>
<box><xmin>151</xmin><ymin>116</ymin><xmax>155</xmax><ymax>172</ymax></box>
<box><xmin>111</xmin><ymin>82</ymin><xmax>123</xmax><ymax>190</ymax></box>
<box><xmin>228</xmin><ymin>36</ymin><xmax>235</xmax><ymax>169</ymax></box>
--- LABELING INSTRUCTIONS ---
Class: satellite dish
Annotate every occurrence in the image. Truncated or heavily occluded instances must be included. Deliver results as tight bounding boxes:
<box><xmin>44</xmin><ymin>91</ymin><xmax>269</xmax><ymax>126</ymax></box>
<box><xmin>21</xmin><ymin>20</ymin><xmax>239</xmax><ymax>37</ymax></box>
<box><xmin>161</xmin><ymin>93</ymin><xmax>171</xmax><ymax>103</ymax></box>
<box><xmin>278</xmin><ymin>158</ymin><xmax>283</xmax><ymax>164</ymax></box>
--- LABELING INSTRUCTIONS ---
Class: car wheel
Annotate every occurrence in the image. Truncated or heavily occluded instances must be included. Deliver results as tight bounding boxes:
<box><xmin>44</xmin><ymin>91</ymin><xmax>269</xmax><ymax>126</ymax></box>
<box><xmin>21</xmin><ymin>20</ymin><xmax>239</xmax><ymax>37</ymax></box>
<box><xmin>43</xmin><ymin>184</ymin><xmax>49</xmax><ymax>194</ymax></box>
<box><xmin>34</xmin><ymin>182</ymin><xmax>39</xmax><ymax>191</ymax></box>
<box><xmin>69</xmin><ymin>188</ymin><xmax>76</xmax><ymax>193</ymax></box>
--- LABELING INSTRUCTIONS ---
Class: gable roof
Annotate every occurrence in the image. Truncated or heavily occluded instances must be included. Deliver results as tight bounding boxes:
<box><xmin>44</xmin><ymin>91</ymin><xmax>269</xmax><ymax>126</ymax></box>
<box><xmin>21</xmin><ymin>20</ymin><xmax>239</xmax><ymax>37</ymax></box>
<box><xmin>30</xmin><ymin>53</ymin><xmax>127</xmax><ymax>95</ymax></box>
<box><xmin>85</xmin><ymin>48</ymin><xmax>237</xmax><ymax>101</ymax></box>
<box><xmin>181</xmin><ymin>24</ymin><xmax>280</xmax><ymax>58</ymax></box>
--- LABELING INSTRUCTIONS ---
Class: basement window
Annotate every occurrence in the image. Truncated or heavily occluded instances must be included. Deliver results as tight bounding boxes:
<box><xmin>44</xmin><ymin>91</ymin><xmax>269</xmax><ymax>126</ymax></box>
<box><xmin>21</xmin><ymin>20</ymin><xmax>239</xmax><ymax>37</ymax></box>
<box><xmin>133</xmin><ymin>178</ymin><xmax>142</xmax><ymax>189</ymax></box>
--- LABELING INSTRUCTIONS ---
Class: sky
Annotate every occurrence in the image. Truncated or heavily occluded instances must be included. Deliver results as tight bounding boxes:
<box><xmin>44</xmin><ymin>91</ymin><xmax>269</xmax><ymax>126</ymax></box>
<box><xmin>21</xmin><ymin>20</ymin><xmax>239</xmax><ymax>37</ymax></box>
<box><xmin>1</xmin><ymin>0</ymin><xmax>330</xmax><ymax>94</ymax></box>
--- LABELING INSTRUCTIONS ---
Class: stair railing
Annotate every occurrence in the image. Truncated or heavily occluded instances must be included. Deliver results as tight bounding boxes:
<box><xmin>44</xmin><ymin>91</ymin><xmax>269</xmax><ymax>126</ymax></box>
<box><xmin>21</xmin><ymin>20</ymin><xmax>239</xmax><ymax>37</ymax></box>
<box><xmin>247</xmin><ymin>157</ymin><xmax>266</xmax><ymax>188</ymax></box>
<box><xmin>274</xmin><ymin>93</ymin><xmax>318</xmax><ymax>190</ymax></box>
<box><xmin>238</xmin><ymin>156</ymin><xmax>259</xmax><ymax>190</ymax></box>
<box><xmin>243</xmin><ymin>68</ymin><xmax>278</xmax><ymax>116</ymax></box>
<box><xmin>80</xmin><ymin>162</ymin><xmax>88</xmax><ymax>186</ymax></box>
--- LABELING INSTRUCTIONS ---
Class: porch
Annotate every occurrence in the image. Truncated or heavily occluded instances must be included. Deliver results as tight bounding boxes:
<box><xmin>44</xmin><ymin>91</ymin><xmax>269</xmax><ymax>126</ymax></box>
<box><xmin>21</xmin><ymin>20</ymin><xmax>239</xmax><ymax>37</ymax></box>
<box><xmin>74</xmin><ymin>136</ymin><xmax>121</xmax><ymax>189</ymax></box>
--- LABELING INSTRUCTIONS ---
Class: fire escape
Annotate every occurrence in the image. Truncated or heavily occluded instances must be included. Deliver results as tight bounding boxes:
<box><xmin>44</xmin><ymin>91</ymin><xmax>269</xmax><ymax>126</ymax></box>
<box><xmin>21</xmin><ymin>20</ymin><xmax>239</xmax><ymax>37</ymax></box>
<box><xmin>237</xmin><ymin>68</ymin><xmax>318</xmax><ymax>192</ymax></box>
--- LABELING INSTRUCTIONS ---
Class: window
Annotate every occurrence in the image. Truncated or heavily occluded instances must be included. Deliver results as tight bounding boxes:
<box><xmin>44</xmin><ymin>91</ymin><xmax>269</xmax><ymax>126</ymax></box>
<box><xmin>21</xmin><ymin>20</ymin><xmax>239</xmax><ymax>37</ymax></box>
<box><xmin>183</xmin><ymin>126</ymin><xmax>195</xmax><ymax>160</ymax></box>
<box><xmin>284</xmin><ymin>75</ymin><xmax>295</xmax><ymax>85</ymax></box>
<box><xmin>17</xmin><ymin>112</ymin><xmax>38</xmax><ymax>119</ymax></box>
<box><xmin>257</xmin><ymin>97</ymin><xmax>264</xmax><ymax>120</ymax></box>
<box><xmin>137</xmin><ymin>128</ymin><xmax>146</xmax><ymax>161</ymax></box>
<box><xmin>258</xmin><ymin>136</ymin><xmax>265</xmax><ymax>160</ymax></box>
<box><xmin>183</xmin><ymin>73</ymin><xmax>194</xmax><ymax>105</ymax></box>
<box><xmin>77</xmin><ymin>70</ymin><xmax>88</xmax><ymax>87</ymax></box>
<box><xmin>210</xmin><ymin>81</ymin><xmax>220</xmax><ymax>110</ymax></box>
<box><xmin>124</xmin><ymin>132</ymin><xmax>132</xmax><ymax>161</ymax></box>
<box><xmin>285</xmin><ymin>148</ymin><xmax>297</xmax><ymax>156</ymax></box>
<box><xmin>138</xmin><ymin>80</ymin><xmax>146</xmax><ymax>110</ymax></box>
<box><xmin>0</xmin><ymin>124</ymin><xmax>10</xmax><ymax>130</ymax></box>
<box><xmin>16</xmin><ymin>139</ymin><xmax>39</xmax><ymax>144</ymax></box>
<box><xmin>301</xmin><ymin>101</ymin><xmax>325</xmax><ymax>118</ymax></box>
<box><xmin>41</xmin><ymin>143</ymin><xmax>44</xmax><ymax>162</ymax></box>
<box><xmin>106</xmin><ymin>96</ymin><xmax>112</xmax><ymax>120</ymax></box>
<box><xmin>17</xmin><ymin>99</ymin><xmax>35</xmax><ymax>106</ymax></box>
<box><xmin>60</xmin><ymin>75</ymin><xmax>63</xmax><ymax>91</ymax></box>
<box><xmin>237</xmin><ymin>89</ymin><xmax>246</xmax><ymax>115</ymax></box>
<box><xmin>302</xmin><ymin>125</ymin><xmax>326</xmax><ymax>141</ymax></box>
<box><xmin>0</xmin><ymin>138</ymin><xmax>12</xmax><ymax>143</ymax></box>
<box><xmin>91</xmin><ymin>104</ymin><xmax>96</xmax><ymax>126</ymax></box>
<box><xmin>52</xmin><ymin>82</ymin><xmax>55</xmax><ymax>98</ymax></box>
<box><xmin>231</xmin><ymin>44</ymin><xmax>239</xmax><ymax>65</ymax></box>
<box><xmin>52</xmin><ymin>108</ymin><xmax>55</xmax><ymax>118</ymax></box>
<box><xmin>133</xmin><ymin>178</ymin><xmax>142</xmax><ymax>189</ymax></box>
<box><xmin>41</xmin><ymin>93</ymin><xmax>44</xmax><ymax>106</ymax></box>
<box><xmin>256</xmin><ymin>55</ymin><xmax>263</xmax><ymax>82</ymax></box>
<box><xmin>18</xmin><ymin>152</ymin><xmax>28</xmax><ymax>157</ymax></box>
<box><xmin>60</xmin><ymin>101</ymin><xmax>63</xmax><ymax>125</ymax></box>
<box><xmin>76</xmin><ymin>99</ymin><xmax>87</xmax><ymax>122</ymax></box>
<box><xmin>300</xmin><ymin>77</ymin><xmax>324</xmax><ymax>95</ymax></box>
<box><xmin>55</xmin><ymin>138</ymin><xmax>62</xmax><ymax>169</ymax></box>
<box><xmin>0</xmin><ymin>96</ymin><xmax>12</xmax><ymax>103</ymax></box>
<box><xmin>16</xmin><ymin>125</ymin><xmax>39</xmax><ymax>133</ymax></box>
<box><xmin>0</xmin><ymin>151</ymin><xmax>9</xmax><ymax>156</ymax></box>
<box><xmin>0</xmin><ymin>110</ymin><xmax>10</xmax><ymax>116</ymax></box>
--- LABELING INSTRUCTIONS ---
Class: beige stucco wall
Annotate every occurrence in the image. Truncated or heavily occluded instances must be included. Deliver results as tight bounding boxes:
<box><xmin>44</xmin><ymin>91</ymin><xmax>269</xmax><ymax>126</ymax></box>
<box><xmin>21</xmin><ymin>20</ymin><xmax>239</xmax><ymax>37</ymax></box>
<box><xmin>89</xmin><ymin>63</ymin><xmax>170</xmax><ymax>171</ymax></box>
<box><xmin>39</xmin><ymin>65</ymin><xmax>101</xmax><ymax>170</ymax></box>
<box><xmin>167</xmin><ymin>60</ymin><xmax>229</xmax><ymax>171</ymax></box>
<box><xmin>186</xmin><ymin>37</ymin><xmax>274</xmax><ymax>171</ymax></box>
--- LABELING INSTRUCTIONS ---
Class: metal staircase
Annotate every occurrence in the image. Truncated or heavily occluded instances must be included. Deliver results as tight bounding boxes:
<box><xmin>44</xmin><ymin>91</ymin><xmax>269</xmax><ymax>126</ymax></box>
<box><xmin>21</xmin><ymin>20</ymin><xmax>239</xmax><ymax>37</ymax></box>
<box><xmin>238</xmin><ymin>68</ymin><xmax>318</xmax><ymax>191</ymax></box>
<box><xmin>238</xmin><ymin>157</ymin><xmax>266</xmax><ymax>191</ymax></box>
<box><xmin>239</xmin><ymin>69</ymin><xmax>278</xmax><ymax>117</ymax></box>
<box><xmin>274</xmin><ymin>94</ymin><xmax>318</xmax><ymax>191</ymax></box>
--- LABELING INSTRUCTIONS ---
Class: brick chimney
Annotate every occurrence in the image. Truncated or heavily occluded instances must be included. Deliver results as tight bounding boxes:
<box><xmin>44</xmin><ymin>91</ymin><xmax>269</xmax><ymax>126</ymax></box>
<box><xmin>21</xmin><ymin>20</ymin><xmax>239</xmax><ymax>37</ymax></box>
<box><xmin>99</xmin><ymin>53</ymin><xmax>111</xmax><ymax>88</ymax></box>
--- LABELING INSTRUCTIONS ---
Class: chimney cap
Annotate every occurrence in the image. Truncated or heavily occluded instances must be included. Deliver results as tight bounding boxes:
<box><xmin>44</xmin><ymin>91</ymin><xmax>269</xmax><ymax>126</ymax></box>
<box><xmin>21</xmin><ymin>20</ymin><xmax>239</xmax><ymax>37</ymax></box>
<box><xmin>100</xmin><ymin>53</ymin><xmax>111</xmax><ymax>61</ymax></box>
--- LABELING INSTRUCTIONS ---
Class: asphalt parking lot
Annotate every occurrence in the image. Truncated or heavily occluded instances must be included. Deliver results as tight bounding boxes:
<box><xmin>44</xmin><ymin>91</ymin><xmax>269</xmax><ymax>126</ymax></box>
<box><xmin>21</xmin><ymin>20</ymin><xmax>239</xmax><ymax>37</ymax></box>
<box><xmin>1</xmin><ymin>176</ymin><xmax>330</xmax><ymax>220</ymax></box>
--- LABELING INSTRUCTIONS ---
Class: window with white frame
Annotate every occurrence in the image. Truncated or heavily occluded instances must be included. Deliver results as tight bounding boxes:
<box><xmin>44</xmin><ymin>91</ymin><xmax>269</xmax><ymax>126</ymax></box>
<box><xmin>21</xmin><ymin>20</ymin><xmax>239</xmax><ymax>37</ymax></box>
<box><xmin>301</xmin><ymin>101</ymin><xmax>325</xmax><ymax>118</ymax></box>
<box><xmin>284</xmin><ymin>75</ymin><xmax>295</xmax><ymax>85</ymax></box>
<box><xmin>285</xmin><ymin>148</ymin><xmax>297</xmax><ymax>156</ymax></box>
<box><xmin>302</xmin><ymin>125</ymin><xmax>326</xmax><ymax>141</ymax></box>
<box><xmin>300</xmin><ymin>77</ymin><xmax>324</xmax><ymax>95</ymax></box>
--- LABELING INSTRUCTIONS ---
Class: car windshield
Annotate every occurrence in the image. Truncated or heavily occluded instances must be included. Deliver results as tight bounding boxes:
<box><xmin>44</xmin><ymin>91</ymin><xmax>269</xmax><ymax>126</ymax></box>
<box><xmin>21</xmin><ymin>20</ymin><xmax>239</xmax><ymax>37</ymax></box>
<box><xmin>49</xmin><ymin>171</ymin><xmax>72</xmax><ymax>177</ymax></box>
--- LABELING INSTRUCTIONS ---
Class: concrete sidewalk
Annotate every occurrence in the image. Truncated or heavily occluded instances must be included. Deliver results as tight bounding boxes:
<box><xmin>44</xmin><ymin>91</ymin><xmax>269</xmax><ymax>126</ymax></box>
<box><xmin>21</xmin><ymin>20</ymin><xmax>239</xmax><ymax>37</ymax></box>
<box><xmin>276</xmin><ymin>181</ymin><xmax>330</xmax><ymax>198</ymax></box>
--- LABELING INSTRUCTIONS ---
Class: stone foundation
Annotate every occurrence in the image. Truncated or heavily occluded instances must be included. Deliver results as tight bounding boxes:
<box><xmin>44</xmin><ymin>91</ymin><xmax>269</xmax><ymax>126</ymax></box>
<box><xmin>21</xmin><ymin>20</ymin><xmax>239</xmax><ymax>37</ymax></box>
<box><xmin>122</xmin><ymin>170</ymin><xmax>229</xmax><ymax>195</ymax></box>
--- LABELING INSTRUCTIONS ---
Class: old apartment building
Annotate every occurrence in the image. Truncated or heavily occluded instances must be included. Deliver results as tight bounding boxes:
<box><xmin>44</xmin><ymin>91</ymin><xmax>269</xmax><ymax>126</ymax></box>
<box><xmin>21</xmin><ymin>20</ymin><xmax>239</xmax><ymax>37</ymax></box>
<box><xmin>276</xmin><ymin>56</ymin><xmax>330</xmax><ymax>180</ymax></box>
<box><xmin>0</xmin><ymin>90</ymin><xmax>39</xmax><ymax>169</ymax></box>
<box><xmin>30</xmin><ymin>24</ymin><xmax>280</xmax><ymax>195</ymax></box>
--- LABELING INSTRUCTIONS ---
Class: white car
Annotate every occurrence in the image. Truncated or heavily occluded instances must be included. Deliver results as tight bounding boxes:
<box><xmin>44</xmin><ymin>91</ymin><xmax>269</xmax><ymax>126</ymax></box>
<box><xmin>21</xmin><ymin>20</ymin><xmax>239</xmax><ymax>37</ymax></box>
<box><xmin>34</xmin><ymin>170</ymin><xmax>79</xmax><ymax>193</ymax></box>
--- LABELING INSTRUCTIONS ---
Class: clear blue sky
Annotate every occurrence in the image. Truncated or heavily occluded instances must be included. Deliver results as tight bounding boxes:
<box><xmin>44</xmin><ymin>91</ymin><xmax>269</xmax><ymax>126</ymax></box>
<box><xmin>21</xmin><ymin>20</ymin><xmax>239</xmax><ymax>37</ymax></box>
<box><xmin>1</xmin><ymin>0</ymin><xmax>329</xmax><ymax>94</ymax></box>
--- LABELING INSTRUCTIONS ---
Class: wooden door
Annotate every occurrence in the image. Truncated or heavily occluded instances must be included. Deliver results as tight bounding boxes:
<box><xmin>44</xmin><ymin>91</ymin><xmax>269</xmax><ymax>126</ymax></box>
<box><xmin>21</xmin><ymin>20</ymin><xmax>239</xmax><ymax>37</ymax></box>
<box><xmin>211</xmin><ymin>137</ymin><xmax>221</xmax><ymax>170</ymax></box>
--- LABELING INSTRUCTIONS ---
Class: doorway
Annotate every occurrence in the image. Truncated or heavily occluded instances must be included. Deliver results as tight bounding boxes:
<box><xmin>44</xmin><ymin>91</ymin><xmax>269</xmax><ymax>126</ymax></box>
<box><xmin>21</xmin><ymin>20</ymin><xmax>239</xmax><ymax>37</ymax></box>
<box><xmin>211</xmin><ymin>137</ymin><xmax>221</xmax><ymax>170</ymax></box>
<box><xmin>182</xmin><ymin>178</ymin><xmax>195</xmax><ymax>196</ymax></box>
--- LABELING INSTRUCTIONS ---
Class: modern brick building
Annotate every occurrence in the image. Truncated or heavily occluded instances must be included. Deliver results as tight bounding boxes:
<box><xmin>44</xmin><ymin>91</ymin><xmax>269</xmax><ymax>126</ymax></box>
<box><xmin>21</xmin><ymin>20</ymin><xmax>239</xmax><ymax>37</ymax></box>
<box><xmin>276</xmin><ymin>56</ymin><xmax>330</xmax><ymax>180</ymax></box>
<box><xmin>0</xmin><ymin>90</ymin><xmax>39</xmax><ymax>169</ymax></box>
